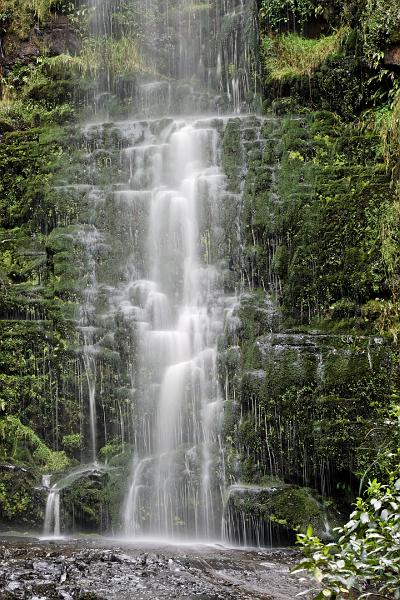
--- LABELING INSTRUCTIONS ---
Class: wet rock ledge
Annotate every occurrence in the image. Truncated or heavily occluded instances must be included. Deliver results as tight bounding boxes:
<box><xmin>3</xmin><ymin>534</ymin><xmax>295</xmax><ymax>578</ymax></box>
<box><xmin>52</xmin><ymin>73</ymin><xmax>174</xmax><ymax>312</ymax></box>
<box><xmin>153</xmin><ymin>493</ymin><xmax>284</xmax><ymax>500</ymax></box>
<box><xmin>0</xmin><ymin>537</ymin><xmax>310</xmax><ymax>600</ymax></box>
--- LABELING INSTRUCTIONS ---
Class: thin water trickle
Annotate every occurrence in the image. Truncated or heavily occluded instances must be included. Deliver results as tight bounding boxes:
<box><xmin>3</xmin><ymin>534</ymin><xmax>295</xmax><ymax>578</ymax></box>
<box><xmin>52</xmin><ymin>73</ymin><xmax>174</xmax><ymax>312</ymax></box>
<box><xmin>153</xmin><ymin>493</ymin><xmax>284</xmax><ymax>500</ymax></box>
<box><xmin>43</xmin><ymin>488</ymin><xmax>61</xmax><ymax>538</ymax></box>
<box><xmin>76</xmin><ymin>228</ymin><xmax>104</xmax><ymax>463</ymax></box>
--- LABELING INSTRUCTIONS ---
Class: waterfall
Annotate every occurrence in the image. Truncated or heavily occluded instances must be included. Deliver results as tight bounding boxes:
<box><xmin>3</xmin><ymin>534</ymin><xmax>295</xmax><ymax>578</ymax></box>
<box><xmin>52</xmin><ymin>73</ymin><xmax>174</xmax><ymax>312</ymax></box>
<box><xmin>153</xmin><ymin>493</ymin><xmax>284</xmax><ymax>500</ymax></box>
<box><xmin>43</xmin><ymin>487</ymin><xmax>61</xmax><ymax>538</ymax></box>
<box><xmin>120</xmin><ymin>119</ymin><xmax>232</xmax><ymax>539</ymax></box>
<box><xmin>86</xmin><ymin>0</ymin><xmax>260</xmax><ymax>113</ymax></box>
<box><xmin>43</xmin><ymin>0</ymin><xmax>261</xmax><ymax>540</ymax></box>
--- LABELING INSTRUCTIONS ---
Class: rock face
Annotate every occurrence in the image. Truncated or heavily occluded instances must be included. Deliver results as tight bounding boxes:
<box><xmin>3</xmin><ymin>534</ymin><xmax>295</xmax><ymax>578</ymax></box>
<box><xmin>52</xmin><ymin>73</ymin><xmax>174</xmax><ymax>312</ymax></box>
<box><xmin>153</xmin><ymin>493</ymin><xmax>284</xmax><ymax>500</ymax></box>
<box><xmin>219</xmin><ymin>112</ymin><xmax>398</xmax><ymax>535</ymax></box>
<box><xmin>224</xmin><ymin>481</ymin><xmax>339</xmax><ymax>546</ymax></box>
<box><xmin>1</xmin><ymin>14</ymin><xmax>76</xmax><ymax>72</ymax></box>
<box><xmin>0</xmin><ymin>464</ymin><xmax>44</xmax><ymax>528</ymax></box>
<box><xmin>221</xmin><ymin>290</ymin><xmax>393</xmax><ymax>509</ymax></box>
<box><xmin>384</xmin><ymin>45</ymin><xmax>400</xmax><ymax>66</ymax></box>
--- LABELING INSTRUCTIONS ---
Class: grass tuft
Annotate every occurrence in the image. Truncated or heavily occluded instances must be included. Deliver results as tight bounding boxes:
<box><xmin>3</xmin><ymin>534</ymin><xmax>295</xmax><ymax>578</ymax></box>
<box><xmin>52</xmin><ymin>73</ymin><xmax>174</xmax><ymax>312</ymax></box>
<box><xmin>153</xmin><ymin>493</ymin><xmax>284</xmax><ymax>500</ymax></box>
<box><xmin>263</xmin><ymin>31</ymin><xmax>342</xmax><ymax>82</ymax></box>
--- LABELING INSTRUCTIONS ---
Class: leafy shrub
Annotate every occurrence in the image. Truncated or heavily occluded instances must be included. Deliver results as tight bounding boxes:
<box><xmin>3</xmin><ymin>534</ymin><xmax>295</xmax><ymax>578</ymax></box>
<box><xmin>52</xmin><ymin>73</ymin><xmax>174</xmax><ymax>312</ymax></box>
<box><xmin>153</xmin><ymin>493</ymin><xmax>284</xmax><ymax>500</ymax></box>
<box><xmin>259</xmin><ymin>0</ymin><xmax>343</xmax><ymax>33</ymax></box>
<box><xmin>62</xmin><ymin>433</ymin><xmax>82</xmax><ymax>451</ymax></box>
<box><xmin>97</xmin><ymin>440</ymin><xmax>128</xmax><ymax>464</ymax></box>
<box><xmin>361</xmin><ymin>0</ymin><xmax>400</xmax><ymax>67</ymax></box>
<box><xmin>0</xmin><ymin>0</ymin><xmax>71</xmax><ymax>37</ymax></box>
<box><xmin>371</xmin><ymin>91</ymin><xmax>400</xmax><ymax>178</ymax></box>
<box><xmin>295</xmin><ymin>477</ymin><xmax>400</xmax><ymax>599</ymax></box>
<box><xmin>328</xmin><ymin>299</ymin><xmax>357</xmax><ymax>319</ymax></box>
<box><xmin>79</xmin><ymin>35</ymin><xmax>148</xmax><ymax>80</ymax></box>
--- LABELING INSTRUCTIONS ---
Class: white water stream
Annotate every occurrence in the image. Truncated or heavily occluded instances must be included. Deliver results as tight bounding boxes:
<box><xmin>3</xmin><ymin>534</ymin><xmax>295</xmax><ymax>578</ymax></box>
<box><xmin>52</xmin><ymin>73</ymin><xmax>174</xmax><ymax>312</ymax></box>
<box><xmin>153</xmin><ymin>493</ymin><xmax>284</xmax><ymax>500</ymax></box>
<box><xmin>119</xmin><ymin>118</ymin><xmax>234</xmax><ymax>539</ymax></box>
<box><xmin>43</xmin><ymin>488</ymin><xmax>61</xmax><ymax>538</ymax></box>
<box><xmin>43</xmin><ymin>0</ymin><xmax>261</xmax><ymax>540</ymax></box>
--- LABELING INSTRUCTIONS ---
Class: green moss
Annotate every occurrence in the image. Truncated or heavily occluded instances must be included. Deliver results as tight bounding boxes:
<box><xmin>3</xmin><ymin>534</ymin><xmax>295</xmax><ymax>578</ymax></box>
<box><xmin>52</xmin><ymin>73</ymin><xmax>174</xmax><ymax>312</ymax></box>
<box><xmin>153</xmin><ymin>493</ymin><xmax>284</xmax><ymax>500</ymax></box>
<box><xmin>0</xmin><ymin>465</ymin><xmax>43</xmax><ymax>526</ymax></box>
<box><xmin>263</xmin><ymin>32</ymin><xmax>341</xmax><ymax>82</ymax></box>
<box><xmin>62</xmin><ymin>475</ymin><xmax>110</xmax><ymax>531</ymax></box>
<box><xmin>241</xmin><ymin>112</ymin><xmax>393</xmax><ymax>325</ymax></box>
<box><xmin>61</xmin><ymin>456</ymin><xmax>130</xmax><ymax>531</ymax></box>
<box><xmin>0</xmin><ymin>416</ymin><xmax>70</xmax><ymax>473</ymax></box>
<box><xmin>224</xmin><ymin>295</ymin><xmax>397</xmax><ymax>496</ymax></box>
<box><xmin>267</xmin><ymin>486</ymin><xmax>334</xmax><ymax>534</ymax></box>
<box><xmin>259</xmin><ymin>0</ymin><xmax>343</xmax><ymax>34</ymax></box>
<box><xmin>222</xmin><ymin>119</ymin><xmax>242</xmax><ymax>193</ymax></box>
<box><xmin>228</xmin><ymin>482</ymin><xmax>339</xmax><ymax>537</ymax></box>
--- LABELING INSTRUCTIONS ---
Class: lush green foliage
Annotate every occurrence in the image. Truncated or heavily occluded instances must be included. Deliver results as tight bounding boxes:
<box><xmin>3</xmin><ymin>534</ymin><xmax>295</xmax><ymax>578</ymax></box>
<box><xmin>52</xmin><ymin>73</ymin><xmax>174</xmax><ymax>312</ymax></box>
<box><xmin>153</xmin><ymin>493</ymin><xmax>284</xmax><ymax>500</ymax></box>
<box><xmin>0</xmin><ymin>0</ymin><xmax>72</xmax><ymax>36</ymax></box>
<box><xmin>0</xmin><ymin>415</ymin><xmax>69</xmax><ymax>472</ymax></box>
<box><xmin>0</xmin><ymin>53</ymin><xmax>78</xmax><ymax>131</ymax></box>
<box><xmin>361</xmin><ymin>0</ymin><xmax>400</xmax><ymax>67</ymax></box>
<box><xmin>240</xmin><ymin>113</ymin><xmax>393</xmax><ymax>324</ymax></box>
<box><xmin>367</xmin><ymin>90</ymin><xmax>400</xmax><ymax>179</ymax></box>
<box><xmin>259</xmin><ymin>0</ymin><xmax>343</xmax><ymax>33</ymax></box>
<box><xmin>79</xmin><ymin>35</ymin><xmax>148</xmax><ymax>79</ymax></box>
<box><xmin>0</xmin><ymin>466</ymin><xmax>43</xmax><ymax>523</ymax></box>
<box><xmin>263</xmin><ymin>32</ymin><xmax>341</xmax><ymax>81</ymax></box>
<box><xmin>296</xmin><ymin>477</ymin><xmax>400</xmax><ymax>599</ymax></box>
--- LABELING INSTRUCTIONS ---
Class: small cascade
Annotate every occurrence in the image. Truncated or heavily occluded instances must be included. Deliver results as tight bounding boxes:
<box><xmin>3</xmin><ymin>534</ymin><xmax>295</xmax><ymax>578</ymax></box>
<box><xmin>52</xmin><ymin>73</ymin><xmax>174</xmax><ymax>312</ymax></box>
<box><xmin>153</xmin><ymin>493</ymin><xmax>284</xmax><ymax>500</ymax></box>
<box><xmin>137</xmin><ymin>82</ymin><xmax>172</xmax><ymax>118</ymax></box>
<box><xmin>42</xmin><ymin>474</ymin><xmax>51</xmax><ymax>489</ymax></box>
<box><xmin>42</xmin><ymin>464</ymin><xmax>110</xmax><ymax>537</ymax></box>
<box><xmin>222</xmin><ymin>484</ymin><xmax>292</xmax><ymax>548</ymax></box>
<box><xmin>43</xmin><ymin>487</ymin><xmax>61</xmax><ymax>538</ymax></box>
<box><xmin>76</xmin><ymin>227</ymin><xmax>104</xmax><ymax>462</ymax></box>
<box><xmin>86</xmin><ymin>0</ymin><xmax>260</xmax><ymax>115</ymax></box>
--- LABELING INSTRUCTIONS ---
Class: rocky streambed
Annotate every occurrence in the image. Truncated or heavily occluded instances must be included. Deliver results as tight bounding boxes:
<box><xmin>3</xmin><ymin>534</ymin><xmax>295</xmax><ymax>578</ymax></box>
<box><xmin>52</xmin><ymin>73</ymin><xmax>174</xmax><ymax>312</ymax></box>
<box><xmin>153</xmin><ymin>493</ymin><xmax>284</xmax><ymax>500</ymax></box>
<box><xmin>0</xmin><ymin>537</ymin><xmax>311</xmax><ymax>599</ymax></box>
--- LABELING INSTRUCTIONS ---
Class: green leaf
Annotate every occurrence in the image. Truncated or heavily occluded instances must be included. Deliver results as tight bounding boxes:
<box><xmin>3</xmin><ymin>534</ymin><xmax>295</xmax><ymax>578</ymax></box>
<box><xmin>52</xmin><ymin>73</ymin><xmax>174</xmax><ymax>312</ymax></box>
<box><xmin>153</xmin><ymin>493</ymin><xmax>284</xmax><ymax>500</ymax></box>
<box><xmin>380</xmin><ymin>509</ymin><xmax>390</xmax><ymax>521</ymax></box>
<box><xmin>336</xmin><ymin>559</ymin><xmax>345</xmax><ymax>569</ymax></box>
<box><xmin>313</xmin><ymin>567</ymin><xmax>323</xmax><ymax>583</ymax></box>
<box><xmin>371</xmin><ymin>498</ymin><xmax>382</xmax><ymax>511</ymax></box>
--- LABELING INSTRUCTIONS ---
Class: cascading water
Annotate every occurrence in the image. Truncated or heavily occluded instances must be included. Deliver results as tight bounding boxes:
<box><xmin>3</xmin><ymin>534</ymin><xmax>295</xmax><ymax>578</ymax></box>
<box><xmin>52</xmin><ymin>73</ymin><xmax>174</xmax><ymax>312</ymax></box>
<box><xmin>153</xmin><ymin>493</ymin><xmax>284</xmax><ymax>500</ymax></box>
<box><xmin>43</xmin><ymin>0</ymin><xmax>263</xmax><ymax>541</ymax></box>
<box><xmin>86</xmin><ymin>0</ymin><xmax>261</xmax><ymax>115</ymax></box>
<box><xmin>43</xmin><ymin>463</ymin><xmax>111</xmax><ymax>538</ymax></box>
<box><xmin>43</xmin><ymin>488</ymin><xmax>61</xmax><ymax>538</ymax></box>
<box><xmin>120</xmin><ymin>119</ymin><xmax>230</xmax><ymax>539</ymax></box>
<box><xmin>76</xmin><ymin>227</ymin><xmax>104</xmax><ymax>463</ymax></box>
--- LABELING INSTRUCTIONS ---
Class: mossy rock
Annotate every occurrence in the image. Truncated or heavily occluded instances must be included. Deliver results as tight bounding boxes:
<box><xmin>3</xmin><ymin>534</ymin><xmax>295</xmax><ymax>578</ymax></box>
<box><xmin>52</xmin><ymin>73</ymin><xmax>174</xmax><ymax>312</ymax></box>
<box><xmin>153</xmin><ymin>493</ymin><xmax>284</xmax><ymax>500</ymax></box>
<box><xmin>61</xmin><ymin>464</ymin><xmax>127</xmax><ymax>532</ymax></box>
<box><xmin>0</xmin><ymin>463</ymin><xmax>44</xmax><ymax>527</ymax></box>
<box><xmin>227</xmin><ymin>482</ymin><xmax>339</xmax><ymax>539</ymax></box>
<box><xmin>25</xmin><ymin>80</ymin><xmax>73</xmax><ymax>106</ymax></box>
<box><xmin>0</xmin><ymin>118</ymin><xmax>15</xmax><ymax>134</ymax></box>
<box><xmin>267</xmin><ymin>486</ymin><xmax>338</xmax><ymax>537</ymax></box>
<box><xmin>222</xmin><ymin>118</ymin><xmax>242</xmax><ymax>193</ymax></box>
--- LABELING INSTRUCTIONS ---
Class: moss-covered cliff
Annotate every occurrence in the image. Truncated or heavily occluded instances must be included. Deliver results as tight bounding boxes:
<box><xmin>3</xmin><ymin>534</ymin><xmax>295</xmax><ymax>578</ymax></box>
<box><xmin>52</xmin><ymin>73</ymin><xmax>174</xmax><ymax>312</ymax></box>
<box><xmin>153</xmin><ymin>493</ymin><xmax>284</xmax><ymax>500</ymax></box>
<box><xmin>0</xmin><ymin>0</ymin><xmax>399</xmax><ymax>539</ymax></box>
<box><xmin>220</xmin><ymin>0</ymin><xmax>400</xmax><ymax>537</ymax></box>
<box><xmin>0</xmin><ymin>2</ymin><xmax>87</xmax><ymax>527</ymax></box>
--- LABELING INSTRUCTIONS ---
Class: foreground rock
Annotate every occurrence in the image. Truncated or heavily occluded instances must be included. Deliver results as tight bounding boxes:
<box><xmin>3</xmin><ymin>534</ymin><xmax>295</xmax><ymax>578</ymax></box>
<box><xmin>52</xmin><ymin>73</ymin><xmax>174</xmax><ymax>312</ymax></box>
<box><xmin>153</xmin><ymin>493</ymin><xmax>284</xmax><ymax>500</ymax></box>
<box><xmin>0</xmin><ymin>537</ymin><xmax>311</xmax><ymax>599</ymax></box>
